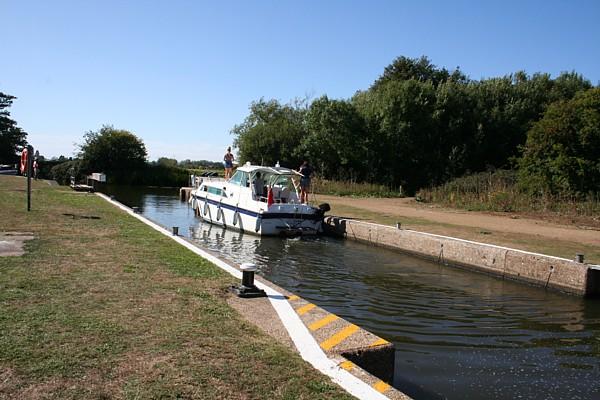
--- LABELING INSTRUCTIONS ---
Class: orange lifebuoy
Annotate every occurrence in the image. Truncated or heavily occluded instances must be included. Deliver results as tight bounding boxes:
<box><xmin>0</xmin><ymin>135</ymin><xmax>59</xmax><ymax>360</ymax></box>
<box><xmin>20</xmin><ymin>149</ymin><xmax>28</xmax><ymax>174</ymax></box>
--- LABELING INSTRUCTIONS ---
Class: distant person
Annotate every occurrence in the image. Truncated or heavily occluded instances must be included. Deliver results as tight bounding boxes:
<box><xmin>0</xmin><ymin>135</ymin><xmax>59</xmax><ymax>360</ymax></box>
<box><xmin>223</xmin><ymin>147</ymin><xmax>234</xmax><ymax>179</ymax></box>
<box><xmin>253</xmin><ymin>172</ymin><xmax>264</xmax><ymax>200</ymax></box>
<box><xmin>297</xmin><ymin>160</ymin><xmax>313</xmax><ymax>204</ymax></box>
<box><xmin>33</xmin><ymin>159</ymin><xmax>39</xmax><ymax>179</ymax></box>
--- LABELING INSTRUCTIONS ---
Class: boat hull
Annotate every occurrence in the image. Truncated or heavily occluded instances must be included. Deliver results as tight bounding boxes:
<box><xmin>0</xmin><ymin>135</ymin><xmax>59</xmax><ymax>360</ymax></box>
<box><xmin>191</xmin><ymin>194</ymin><xmax>322</xmax><ymax>236</ymax></box>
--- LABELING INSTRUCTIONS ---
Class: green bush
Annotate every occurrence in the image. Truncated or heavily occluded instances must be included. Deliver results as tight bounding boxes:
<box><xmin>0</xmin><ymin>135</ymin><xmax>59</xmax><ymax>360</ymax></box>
<box><xmin>50</xmin><ymin>160</ymin><xmax>85</xmax><ymax>185</ymax></box>
<box><xmin>312</xmin><ymin>178</ymin><xmax>403</xmax><ymax>197</ymax></box>
<box><xmin>518</xmin><ymin>88</ymin><xmax>600</xmax><ymax>197</ymax></box>
<box><xmin>131</xmin><ymin>164</ymin><xmax>190</xmax><ymax>187</ymax></box>
<box><xmin>417</xmin><ymin>170</ymin><xmax>600</xmax><ymax>216</ymax></box>
<box><xmin>49</xmin><ymin>160</ymin><xmax>189</xmax><ymax>187</ymax></box>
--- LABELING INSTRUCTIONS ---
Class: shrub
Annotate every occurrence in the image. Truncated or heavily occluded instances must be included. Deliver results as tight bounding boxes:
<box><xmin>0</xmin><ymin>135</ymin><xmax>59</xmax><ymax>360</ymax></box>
<box><xmin>417</xmin><ymin>169</ymin><xmax>600</xmax><ymax>217</ymax></box>
<box><xmin>312</xmin><ymin>178</ymin><xmax>403</xmax><ymax>197</ymax></box>
<box><xmin>50</xmin><ymin>160</ymin><xmax>85</xmax><ymax>185</ymax></box>
<box><xmin>517</xmin><ymin>88</ymin><xmax>600</xmax><ymax>197</ymax></box>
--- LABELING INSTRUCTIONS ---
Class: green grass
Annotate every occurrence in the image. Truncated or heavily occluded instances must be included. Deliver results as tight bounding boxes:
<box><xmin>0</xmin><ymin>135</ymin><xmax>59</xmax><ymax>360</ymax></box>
<box><xmin>417</xmin><ymin>170</ymin><xmax>600</xmax><ymax>221</ymax></box>
<box><xmin>0</xmin><ymin>176</ymin><xmax>353</xmax><ymax>400</ymax></box>
<box><xmin>313</xmin><ymin>178</ymin><xmax>403</xmax><ymax>198</ymax></box>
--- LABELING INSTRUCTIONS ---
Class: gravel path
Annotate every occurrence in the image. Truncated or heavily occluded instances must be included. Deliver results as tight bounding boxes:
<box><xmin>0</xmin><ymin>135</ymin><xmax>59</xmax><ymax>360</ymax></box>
<box><xmin>317</xmin><ymin>195</ymin><xmax>600</xmax><ymax>247</ymax></box>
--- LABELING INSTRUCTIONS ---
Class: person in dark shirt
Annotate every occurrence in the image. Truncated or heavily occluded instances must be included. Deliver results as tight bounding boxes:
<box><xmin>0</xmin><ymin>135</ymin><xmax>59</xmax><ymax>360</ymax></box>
<box><xmin>253</xmin><ymin>171</ymin><xmax>264</xmax><ymax>200</ymax></box>
<box><xmin>297</xmin><ymin>160</ymin><xmax>313</xmax><ymax>204</ymax></box>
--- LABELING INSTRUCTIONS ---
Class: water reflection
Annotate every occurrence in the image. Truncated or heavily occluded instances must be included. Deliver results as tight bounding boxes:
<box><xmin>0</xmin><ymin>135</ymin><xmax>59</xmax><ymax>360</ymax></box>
<box><xmin>106</xmin><ymin>186</ymin><xmax>600</xmax><ymax>400</ymax></box>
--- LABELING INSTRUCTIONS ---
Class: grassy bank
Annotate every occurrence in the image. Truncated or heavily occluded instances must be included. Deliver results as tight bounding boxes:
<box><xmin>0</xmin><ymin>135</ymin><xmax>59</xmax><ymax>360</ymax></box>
<box><xmin>417</xmin><ymin>170</ymin><xmax>600</xmax><ymax>228</ymax></box>
<box><xmin>0</xmin><ymin>176</ymin><xmax>352</xmax><ymax>399</ymax></box>
<box><xmin>312</xmin><ymin>178</ymin><xmax>403</xmax><ymax>198</ymax></box>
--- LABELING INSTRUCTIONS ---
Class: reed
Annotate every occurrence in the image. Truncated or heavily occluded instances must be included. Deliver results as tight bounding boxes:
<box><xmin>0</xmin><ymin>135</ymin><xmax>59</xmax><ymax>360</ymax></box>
<box><xmin>312</xmin><ymin>177</ymin><xmax>403</xmax><ymax>198</ymax></box>
<box><xmin>417</xmin><ymin>170</ymin><xmax>600</xmax><ymax>220</ymax></box>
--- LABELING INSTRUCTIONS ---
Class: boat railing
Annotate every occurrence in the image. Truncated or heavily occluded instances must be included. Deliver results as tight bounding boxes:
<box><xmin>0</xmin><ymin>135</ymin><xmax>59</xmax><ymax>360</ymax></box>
<box><xmin>190</xmin><ymin>173</ymin><xmax>225</xmax><ymax>189</ymax></box>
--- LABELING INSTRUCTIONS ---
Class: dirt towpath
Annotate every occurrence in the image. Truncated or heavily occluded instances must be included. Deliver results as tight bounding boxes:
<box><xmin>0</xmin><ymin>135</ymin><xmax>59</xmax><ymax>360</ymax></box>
<box><xmin>316</xmin><ymin>195</ymin><xmax>600</xmax><ymax>262</ymax></box>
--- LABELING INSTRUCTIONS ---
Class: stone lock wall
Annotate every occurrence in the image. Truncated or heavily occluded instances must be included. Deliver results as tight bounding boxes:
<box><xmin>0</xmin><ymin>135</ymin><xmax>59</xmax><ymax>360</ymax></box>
<box><xmin>324</xmin><ymin>216</ymin><xmax>599</xmax><ymax>297</ymax></box>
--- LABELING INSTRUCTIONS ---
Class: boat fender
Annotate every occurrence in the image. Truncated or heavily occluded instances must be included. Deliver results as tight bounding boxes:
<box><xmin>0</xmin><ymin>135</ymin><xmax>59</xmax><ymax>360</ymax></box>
<box><xmin>216</xmin><ymin>206</ymin><xmax>224</xmax><ymax>223</ymax></box>
<box><xmin>233</xmin><ymin>209</ymin><xmax>239</xmax><ymax>226</ymax></box>
<box><xmin>255</xmin><ymin>216</ymin><xmax>261</xmax><ymax>233</ymax></box>
<box><xmin>203</xmin><ymin>200</ymin><xmax>209</xmax><ymax>217</ymax></box>
<box><xmin>190</xmin><ymin>196</ymin><xmax>197</xmax><ymax>210</ymax></box>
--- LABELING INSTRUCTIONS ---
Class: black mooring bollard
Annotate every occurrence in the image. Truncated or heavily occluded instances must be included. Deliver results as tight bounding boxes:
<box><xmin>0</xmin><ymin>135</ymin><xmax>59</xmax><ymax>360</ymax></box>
<box><xmin>172</xmin><ymin>226</ymin><xmax>179</xmax><ymax>236</ymax></box>
<box><xmin>231</xmin><ymin>263</ymin><xmax>266</xmax><ymax>298</ymax></box>
<box><xmin>242</xmin><ymin>264</ymin><xmax>255</xmax><ymax>287</ymax></box>
<box><xmin>132</xmin><ymin>206</ymin><xmax>139</xmax><ymax>213</ymax></box>
<box><xmin>576</xmin><ymin>253</ymin><xmax>585</xmax><ymax>263</ymax></box>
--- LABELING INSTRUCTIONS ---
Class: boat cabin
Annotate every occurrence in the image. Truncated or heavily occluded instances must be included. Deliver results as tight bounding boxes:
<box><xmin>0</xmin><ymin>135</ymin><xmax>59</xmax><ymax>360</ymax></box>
<box><xmin>226</xmin><ymin>164</ymin><xmax>302</xmax><ymax>204</ymax></box>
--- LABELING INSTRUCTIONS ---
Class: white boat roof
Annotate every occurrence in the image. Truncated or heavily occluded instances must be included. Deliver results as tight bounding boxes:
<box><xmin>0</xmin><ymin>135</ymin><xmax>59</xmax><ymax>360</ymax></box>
<box><xmin>237</xmin><ymin>164</ymin><xmax>302</xmax><ymax>176</ymax></box>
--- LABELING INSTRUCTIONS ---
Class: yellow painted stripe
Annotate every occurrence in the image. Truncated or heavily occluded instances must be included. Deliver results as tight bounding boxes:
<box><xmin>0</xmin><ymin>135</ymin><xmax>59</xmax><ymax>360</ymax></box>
<box><xmin>296</xmin><ymin>303</ymin><xmax>316</xmax><ymax>315</ymax></box>
<box><xmin>309</xmin><ymin>314</ymin><xmax>339</xmax><ymax>331</ymax></box>
<box><xmin>369</xmin><ymin>338</ymin><xmax>390</xmax><ymax>347</ymax></box>
<box><xmin>373</xmin><ymin>380</ymin><xmax>391</xmax><ymax>393</ymax></box>
<box><xmin>320</xmin><ymin>324</ymin><xmax>359</xmax><ymax>350</ymax></box>
<box><xmin>288</xmin><ymin>295</ymin><xmax>300</xmax><ymax>301</ymax></box>
<box><xmin>339</xmin><ymin>360</ymin><xmax>355</xmax><ymax>371</ymax></box>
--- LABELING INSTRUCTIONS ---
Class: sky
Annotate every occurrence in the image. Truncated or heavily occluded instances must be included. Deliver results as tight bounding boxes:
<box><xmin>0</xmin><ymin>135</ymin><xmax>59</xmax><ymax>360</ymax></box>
<box><xmin>2</xmin><ymin>0</ymin><xmax>599</xmax><ymax>162</ymax></box>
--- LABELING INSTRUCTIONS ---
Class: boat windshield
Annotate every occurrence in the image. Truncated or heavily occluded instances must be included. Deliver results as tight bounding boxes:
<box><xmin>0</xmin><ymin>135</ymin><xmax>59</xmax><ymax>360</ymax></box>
<box><xmin>249</xmin><ymin>170</ymin><xmax>299</xmax><ymax>203</ymax></box>
<box><xmin>229</xmin><ymin>170</ymin><xmax>249</xmax><ymax>187</ymax></box>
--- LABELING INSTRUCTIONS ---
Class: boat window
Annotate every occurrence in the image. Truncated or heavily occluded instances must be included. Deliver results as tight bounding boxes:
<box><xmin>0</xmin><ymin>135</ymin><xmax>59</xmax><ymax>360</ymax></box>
<box><xmin>240</xmin><ymin>171</ymin><xmax>249</xmax><ymax>187</ymax></box>
<box><xmin>229</xmin><ymin>170</ymin><xmax>249</xmax><ymax>187</ymax></box>
<box><xmin>207</xmin><ymin>186</ymin><xmax>224</xmax><ymax>196</ymax></box>
<box><xmin>229</xmin><ymin>171</ymin><xmax>243</xmax><ymax>185</ymax></box>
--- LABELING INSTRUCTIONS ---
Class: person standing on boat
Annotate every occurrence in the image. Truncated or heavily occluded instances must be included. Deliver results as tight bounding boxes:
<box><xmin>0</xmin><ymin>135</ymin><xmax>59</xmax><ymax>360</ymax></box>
<box><xmin>297</xmin><ymin>160</ymin><xmax>313</xmax><ymax>204</ymax></box>
<box><xmin>223</xmin><ymin>147</ymin><xmax>234</xmax><ymax>180</ymax></box>
<box><xmin>253</xmin><ymin>171</ymin><xmax>264</xmax><ymax>200</ymax></box>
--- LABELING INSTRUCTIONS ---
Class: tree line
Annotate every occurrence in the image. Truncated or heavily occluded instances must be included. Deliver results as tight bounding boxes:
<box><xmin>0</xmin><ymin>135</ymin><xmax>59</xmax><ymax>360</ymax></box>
<box><xmin>232</xmin><ymin>56</ymin><xmax>599</xmax><ymax>197</ymax></box>
<box><xmin>0</xmin><ymin>94</ymin><xmax>215</xmax><ymax>186</ymax></box>
<box><xmin>3</xmin><ymin>55</ymin><xmax>598</xmax><ymax>196</ymax></box>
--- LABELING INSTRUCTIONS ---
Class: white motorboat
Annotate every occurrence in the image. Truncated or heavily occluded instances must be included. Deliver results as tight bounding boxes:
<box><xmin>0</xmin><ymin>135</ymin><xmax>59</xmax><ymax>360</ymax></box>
<box><xmin>189</xmin><ymin>163</ymin><xmax>330</xmax><ymax>236</ymax></box>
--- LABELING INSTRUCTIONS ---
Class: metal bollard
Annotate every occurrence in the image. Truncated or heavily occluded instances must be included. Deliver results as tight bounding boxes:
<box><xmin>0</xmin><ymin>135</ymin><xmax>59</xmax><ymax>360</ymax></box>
<box><xmin>241</xmin><ymin>263</ymin><xmax>256</xmax><ymax>287</ymax></box>
<box><xmin>576</xmin><ymin>253</ymin><xmax>585</xmax><ymax>263</ymax></box>
<box><xmin>231</xmin><ymin>262</ymin><xmax>266</xmax><ymax>298</ymax></box>
<box><xmin>172</xmin><ymin>226</ymin><xmax>179</xmax><ymax>236</ymax></box>
<box><xmin>132</xmin><ymin>206</ymin><xmax>139</xmax><ymax>213</ymax></box>
<box><xmin>396</xmin><ymin>222</ymin><xmax>401</xmax><ymax>229</ymax></box>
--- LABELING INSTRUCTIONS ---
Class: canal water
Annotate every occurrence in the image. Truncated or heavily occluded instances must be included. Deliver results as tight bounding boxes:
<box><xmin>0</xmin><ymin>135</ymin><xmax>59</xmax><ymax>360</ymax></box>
<box><xmin>104</xmin><ymin>186</ymin><xmax>600</xmax><ymax>400</ymax></box>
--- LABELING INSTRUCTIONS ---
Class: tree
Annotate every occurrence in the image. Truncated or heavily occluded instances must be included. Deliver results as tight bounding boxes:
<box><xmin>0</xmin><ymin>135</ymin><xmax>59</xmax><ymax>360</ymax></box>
<box><xmin>229</xmin><ymin>55</ymin><xmax>596</xmax><ymax>194</ymax></box>
<box><xmin>79</xmin><ymin>125</ymin><xmax>147</xmax><ymax>182</ymax></box>
<box><xmin>371</xmin><ymin>56</ymin><xmax>465</xmax><ymax>90</ymax></box>
<box><xmin>231</xmin><ymin>98</ymin><xmax>307</xmax><ymax>168</ymax></box>
<box><xmin>518</xmin><ymin>88</ymin><xmax>600</xmax><ymax>196</ymax></box>
<box><xmin>157</xmin><ymin>157</ymin><xmax>178</xmax><ymax>167</ymax></box>
<box><xmin>300</xmin><ymin>96</ymin><xmax>368</xmax><ymax>181</ymax></box>
<box><xmin>354</xmin><ymin>78</ymin><xmax>437</xmax><ymax>191</ymax></box>
<box><xmin>0</xmin><ymin>92</ymin><xmax>28</xmax><ymax>164</ymax></box>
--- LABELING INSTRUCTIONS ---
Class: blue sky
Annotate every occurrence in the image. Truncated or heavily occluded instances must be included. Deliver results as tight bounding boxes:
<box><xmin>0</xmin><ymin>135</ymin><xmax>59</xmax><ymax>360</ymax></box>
<box><xmin>2</xmin><ymin>0</ymin><xmax>599</xmax><ymax>161</ymax></box>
